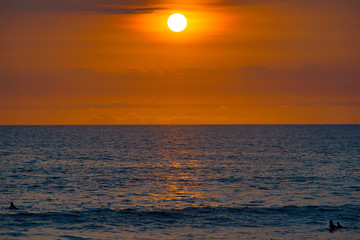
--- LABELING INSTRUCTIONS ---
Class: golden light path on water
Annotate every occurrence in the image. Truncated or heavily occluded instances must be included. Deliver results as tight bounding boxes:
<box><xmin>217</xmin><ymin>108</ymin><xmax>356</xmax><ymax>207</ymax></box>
<box><xmin>136</xmin><ymin>128</ymin><xmax>212</xmax><ymax>209</ymax></box>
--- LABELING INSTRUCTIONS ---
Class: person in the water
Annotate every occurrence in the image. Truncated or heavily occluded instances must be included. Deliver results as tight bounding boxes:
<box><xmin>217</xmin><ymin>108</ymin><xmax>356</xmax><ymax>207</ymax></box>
<box><xmin>9</xmin><ymin>202</ymin><xmax>18</xmax><ymax>210</ymax></box>
<box><xmin>336</xmin><ymin>221</ymin><xmax>344</xmax><ymax>229</ymax></box>
<box><xmin>329</xmin><ymin>220</ymin><xmax>336</xmax><ymax>231</ymax></box>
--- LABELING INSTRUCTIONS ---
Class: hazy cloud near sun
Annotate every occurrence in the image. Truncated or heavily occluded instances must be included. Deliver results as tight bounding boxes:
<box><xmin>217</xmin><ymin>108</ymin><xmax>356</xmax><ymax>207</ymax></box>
<box><xmin>220</xmin><ymin>0</ymin><xmax>360</xmax><ymax>5</ymax></box>
<box><xmin>0</xmin><ymin>0</ymin><xmax>162</xmax><ymax>13</ymax></box>
<box><xmin>1</xmin><ymin>65</ymin><xmax>359</xmax><ymax>108</ymax></box>
<box><xmin>1</xmin><ymin>0</ymin><xmax>359</xmax><ymax>14</ymax></box>
<box><xmin>212</xmin><ymin>0</ymin><xmax>360</xmax><ymax>11</ymax></box>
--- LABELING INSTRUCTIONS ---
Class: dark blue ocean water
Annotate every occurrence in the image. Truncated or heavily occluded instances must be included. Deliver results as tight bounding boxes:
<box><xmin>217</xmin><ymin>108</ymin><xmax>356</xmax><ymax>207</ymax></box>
<box><xmin>0</xmin><ymin>125</ymin><xmax>359</xmax><ymax>239</ymax></box>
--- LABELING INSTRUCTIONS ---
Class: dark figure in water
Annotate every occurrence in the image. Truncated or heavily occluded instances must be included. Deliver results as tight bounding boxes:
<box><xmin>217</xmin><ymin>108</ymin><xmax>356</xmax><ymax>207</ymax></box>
<box><xmin>9</xmin><ymin>202</ymin><xmax>18</xmax><ymax>210</ymax></box>
<box><xmin>337</xmin><ymin>222</ymin><xmax>344</xmax><ymax>229</ymax></box>
<box><xmin>329</xmin><ymin>220</ymin><xmax>336</xmax><ymax>231</ymax></box>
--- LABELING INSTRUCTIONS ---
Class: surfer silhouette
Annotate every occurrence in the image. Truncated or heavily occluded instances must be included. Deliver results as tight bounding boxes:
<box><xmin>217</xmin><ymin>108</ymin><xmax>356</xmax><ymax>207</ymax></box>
<box><xmin>329</xmin><ymin>220</ymin><xmax>336</xmax><ymax>231</ymax></box>
<box><xmin>336</xmin><ymin>221</ymin><xmax>344</xmax><ymax>229</ymax></box>
<box><xmin>329</xmin><ymin>220</ymin><xmax>348</xmax><ymax>232</ymax></box>
<box><xmin>9</xmin><ymin>202</ymin><xmax>18</xmax><ymax>210</ymax></box>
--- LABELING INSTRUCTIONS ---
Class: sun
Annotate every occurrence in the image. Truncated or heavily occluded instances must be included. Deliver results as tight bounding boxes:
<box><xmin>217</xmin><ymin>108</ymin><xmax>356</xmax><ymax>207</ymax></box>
<box><xmin>167</xmin><ymin>13</ymin><xmax>187</xmax><ymax>32</ymax></box>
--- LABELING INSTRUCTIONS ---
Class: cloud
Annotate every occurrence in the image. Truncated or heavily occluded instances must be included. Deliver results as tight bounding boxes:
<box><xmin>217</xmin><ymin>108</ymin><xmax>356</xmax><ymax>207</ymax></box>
<box><xmin>89</xmin><ymin>7</ymin><xmax>163</xmax><ymax>14</ymax></box>
<box><xmin>210</xmin><ymin>0</ymin><xmax>360</xmax><ymax>12</ymax></box>
<box><xmin>0</xmin><ymin>0</ymin><xmax>162</xmax><ymax>14</ymax></box>
<box><xmin>1</xmin><ymin>0</ymin><xmax>358</xmax><ymax>14</ymax></box>
<box><xmin>3</xmin><ymin>101</ymin><xmax>360</xmax><ymax>111</ymax></box>
<box><xmin>219</xmin><ymin>0</ymin><xmax>360</xmax><ymax>5</ymax></box>
<box><xmin>1</xmin><ymin>65</ymin><xmax>359</xmax><ymax>103</ymax></box>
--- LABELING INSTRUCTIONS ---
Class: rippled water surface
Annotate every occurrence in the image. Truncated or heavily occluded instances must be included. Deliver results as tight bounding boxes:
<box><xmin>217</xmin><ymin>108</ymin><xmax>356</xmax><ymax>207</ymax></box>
<box><xmin>1</xmin><ymin>125</ymin><xmax>359</xmax><ymax>239</ymax></box>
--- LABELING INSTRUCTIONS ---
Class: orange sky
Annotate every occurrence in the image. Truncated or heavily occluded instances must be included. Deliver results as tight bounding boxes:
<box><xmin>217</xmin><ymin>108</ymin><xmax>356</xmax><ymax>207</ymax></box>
<box><xmin>0</xmin><ymin>0</ymin><xmax>359</xmax><ymax>124</ymax></box>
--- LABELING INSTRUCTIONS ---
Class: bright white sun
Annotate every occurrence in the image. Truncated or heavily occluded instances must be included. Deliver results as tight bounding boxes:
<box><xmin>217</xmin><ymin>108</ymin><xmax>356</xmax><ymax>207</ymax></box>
<box><xmin>167</xmin><ymin>13</ymin><xmax>187</xmax><ymax>32</ymax></box>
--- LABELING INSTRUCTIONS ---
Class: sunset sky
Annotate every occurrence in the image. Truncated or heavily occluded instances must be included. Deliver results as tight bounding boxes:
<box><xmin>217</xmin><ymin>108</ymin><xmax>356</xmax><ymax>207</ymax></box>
<box><xmin>0</xmin><ymin>0</ymin><xmax>359</xmax><ymax>124</ymax></box>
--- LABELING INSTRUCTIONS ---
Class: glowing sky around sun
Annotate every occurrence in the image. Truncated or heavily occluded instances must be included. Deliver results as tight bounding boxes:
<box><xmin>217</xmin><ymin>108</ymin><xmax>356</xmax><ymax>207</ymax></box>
<box><xmin>0</xmin><ymin>0</ymin><xmax>359</xmax><ymax>124</ymax></box>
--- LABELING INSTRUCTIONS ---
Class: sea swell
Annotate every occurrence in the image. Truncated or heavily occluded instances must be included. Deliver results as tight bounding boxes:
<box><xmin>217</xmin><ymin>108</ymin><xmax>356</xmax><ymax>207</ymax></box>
<box><xmin>2</xmin><ymin>204</ymin><xmax>359</xmax><ymax>231</ymax></box>
<box><xmin>1</xmin><ymin>125</ymin><xmax>359</xmax><ymax>239</ymax></box>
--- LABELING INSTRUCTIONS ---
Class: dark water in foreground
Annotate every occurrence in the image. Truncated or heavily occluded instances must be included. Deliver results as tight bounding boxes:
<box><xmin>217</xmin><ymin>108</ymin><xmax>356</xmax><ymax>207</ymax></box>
<box><xmin>0</xmin><ymin>125</ymin><xmax>359</xmax><ymax>239</ymax></box>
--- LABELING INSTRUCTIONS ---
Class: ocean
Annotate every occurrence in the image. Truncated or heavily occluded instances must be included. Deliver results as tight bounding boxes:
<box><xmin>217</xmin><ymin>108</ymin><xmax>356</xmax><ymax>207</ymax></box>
<box><xmin>0</xmin><ymin>125</ymin><xmax>359</xmax><ymax>239</ymax></box>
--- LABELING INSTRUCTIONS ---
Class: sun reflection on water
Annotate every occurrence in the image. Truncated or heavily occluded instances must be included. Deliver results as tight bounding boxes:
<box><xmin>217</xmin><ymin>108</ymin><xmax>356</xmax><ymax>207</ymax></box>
<box><xmin>138</xmin><ymin>127</ymin><xmax>206</xmax><ymax>209</ymax></box>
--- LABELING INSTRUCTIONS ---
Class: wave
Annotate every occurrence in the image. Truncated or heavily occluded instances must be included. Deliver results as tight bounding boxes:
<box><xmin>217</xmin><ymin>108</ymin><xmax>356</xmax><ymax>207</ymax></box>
<box><xmin>2</xmin><ymin>204</ymin><xmax>359</xmax><ymax>230</ymax></box>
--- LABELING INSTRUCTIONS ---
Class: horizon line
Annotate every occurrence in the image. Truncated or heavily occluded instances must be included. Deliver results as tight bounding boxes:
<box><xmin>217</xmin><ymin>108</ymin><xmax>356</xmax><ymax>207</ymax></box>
<box><xmin>1</xmin><ymin>124</ymin><xmax>359</xmax><ymax>126</ymax></box>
